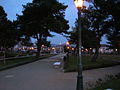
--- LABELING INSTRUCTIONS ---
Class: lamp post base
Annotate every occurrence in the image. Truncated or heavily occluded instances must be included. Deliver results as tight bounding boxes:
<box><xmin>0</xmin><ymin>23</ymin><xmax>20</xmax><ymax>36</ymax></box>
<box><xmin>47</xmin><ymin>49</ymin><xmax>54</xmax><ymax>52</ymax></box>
<box><xmin>76</xmin><ymin>74</ymin><xmax>83</xmax><ymax>90</ymax></box>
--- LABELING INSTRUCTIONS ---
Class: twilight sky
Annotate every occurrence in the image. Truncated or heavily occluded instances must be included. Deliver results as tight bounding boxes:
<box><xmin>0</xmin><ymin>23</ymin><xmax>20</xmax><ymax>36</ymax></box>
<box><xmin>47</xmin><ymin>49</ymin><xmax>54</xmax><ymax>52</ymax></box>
<box><xmin>0</xmin><ymin>0</ymin><xmax>107</xmax><ymax>44</ymax></box>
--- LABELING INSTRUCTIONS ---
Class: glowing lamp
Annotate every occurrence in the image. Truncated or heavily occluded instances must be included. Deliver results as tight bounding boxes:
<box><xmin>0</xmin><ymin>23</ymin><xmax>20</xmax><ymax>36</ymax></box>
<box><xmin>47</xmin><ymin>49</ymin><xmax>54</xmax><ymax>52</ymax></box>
<box><xmin>74</xmin><ymin>0</ymin><xmax>84</xmax><ymax>8</ymax></box>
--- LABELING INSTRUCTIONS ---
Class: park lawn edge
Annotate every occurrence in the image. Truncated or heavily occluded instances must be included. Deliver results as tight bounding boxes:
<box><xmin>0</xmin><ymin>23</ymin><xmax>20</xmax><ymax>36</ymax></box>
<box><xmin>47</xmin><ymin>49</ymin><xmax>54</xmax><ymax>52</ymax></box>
<box><xmin>65</xmin><ymin>64</ymin><xmax>120</xmax><ymax>72</ymax></box>
<box><xmin>0</xmin><ymin>54</ymin><xmax>55</xmax><ymax>71</ymax></box>
<box><xmin>64</xmin><ymin>55</ymin><xmax>120</xmax><ymax>72</ymax></box>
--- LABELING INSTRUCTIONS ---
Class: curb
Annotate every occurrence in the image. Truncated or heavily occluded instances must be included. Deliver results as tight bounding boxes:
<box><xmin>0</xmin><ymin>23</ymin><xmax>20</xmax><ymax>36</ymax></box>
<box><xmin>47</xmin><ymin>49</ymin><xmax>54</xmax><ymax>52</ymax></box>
<box><xmin>0</xmin><ymin>56</ymin><xmax>52</xmax><ymax>71</ymax></box>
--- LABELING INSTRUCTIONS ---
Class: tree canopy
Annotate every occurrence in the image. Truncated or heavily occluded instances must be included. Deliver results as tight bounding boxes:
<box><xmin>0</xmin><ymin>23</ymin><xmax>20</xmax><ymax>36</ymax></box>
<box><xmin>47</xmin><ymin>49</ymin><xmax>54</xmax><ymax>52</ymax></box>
<box><xmin>104</xmin><ymin>0</ymin><xmax>120</xmax><ymax>53</ymax></box>
<box><xmin>69</xmin><ymin>17</ymin><xmax>97</xmax><ymax>50</ymax></box>
<box><xmin>17</xmin><ymin>0</ymin><xmax>69</xmax><ymax>56</ymax></box>
<box><xmin>0</xmin><ymin>6</ymin><xmax>19</xmax><ymax>49</ymax></box>
<box><xmin>70</xmin><ymin>0</ymin><xmax>120</xmax><ymax>61</ymax></box>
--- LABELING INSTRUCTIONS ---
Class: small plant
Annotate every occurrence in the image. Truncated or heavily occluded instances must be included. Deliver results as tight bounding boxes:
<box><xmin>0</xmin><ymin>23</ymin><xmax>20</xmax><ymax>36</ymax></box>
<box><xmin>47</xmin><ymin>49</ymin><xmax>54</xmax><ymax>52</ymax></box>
<box><xmin>115</xmin><ymin>73</ymin><xmax>120</xmax><ymax>79</ymax></box>
<box><xmin>95</xmin><ymin>78</ymin><xmax>103</xmax><ymax>87</ymax></box>
<box><xmin>88</xmin><ymin>73</ymin><xmax>120</xmax><ymax>90</ymax></box>
<box><xmin>105</xmin><ymin>74</ymin><xmax>114</xmax><ymax>81</ymax></box>
<box><xmin>85</xmin><ymin>81</ymin><xmax>95</xmax><ymax>89</ymax></box>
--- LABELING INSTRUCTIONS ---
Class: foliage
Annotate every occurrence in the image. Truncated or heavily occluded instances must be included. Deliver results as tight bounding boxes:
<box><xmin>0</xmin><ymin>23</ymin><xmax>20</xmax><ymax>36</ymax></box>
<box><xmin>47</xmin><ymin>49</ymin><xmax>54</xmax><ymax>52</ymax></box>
<box><xmin>103</xmin><ymin>0</ymin><xmax>120</xmax><ymax>53</ymax></box>
<box><xmin>0</xmin><ymin>6</ymin><xmax>19</xmax><ymax>49</ymax></box>
<box><xmin>69</xmin><ymin>17</ymin><xmax>97</xmax><ymax>49</ymax></box>
<box><xmin>17</xmin><ymin>0</ymin><xmax>69</xmax><ymax>56</ymax></box>
<box><xmin>91</xmin><ymin>0</ymin><xmax>120</xmax><ymax>55</ymax></box>
<box><xmin>107</xmin><ymin>28</ymin><xmax>120</xmax><ymax>53</ymax></box>
<box><xmin>21</xmin><ymin>36</ymin><xmax>33</xmax><ymax>46</ymax></box>
<box><xmin>69</xmin><ymin>29</ymin><xmax>97</xmax><ymax>56</ymax></box>
<box><xmin>87</xmin><ymin>1</ymin><xmax>112</xmax><ymax>61</ymax></box>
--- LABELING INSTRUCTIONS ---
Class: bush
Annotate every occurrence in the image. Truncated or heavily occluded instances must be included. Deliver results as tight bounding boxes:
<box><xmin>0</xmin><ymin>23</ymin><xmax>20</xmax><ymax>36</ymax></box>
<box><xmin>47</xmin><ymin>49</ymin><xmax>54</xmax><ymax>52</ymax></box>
<box><xmin>5</xmin><ymin>52</ymin><xmax>17</xmax><ymax>58</ymax></box>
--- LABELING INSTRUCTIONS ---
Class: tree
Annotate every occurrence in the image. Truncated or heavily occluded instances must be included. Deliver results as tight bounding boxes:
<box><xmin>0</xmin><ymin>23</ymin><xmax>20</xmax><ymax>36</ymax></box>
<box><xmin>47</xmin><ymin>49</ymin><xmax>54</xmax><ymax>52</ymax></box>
<box><xmin>69</xmin><ymin>11</ymin><xmax>97</xmax><ymax>55</ymax></box>
<box><xmin>87</xmin><ymin>0</ymin><xmax>120</xmax><ymax>55</ymax></box>
<box><xmin>85</xmin><ymin>0</ymin><xmax>112</xmax><ymax>62</ymax></box>
<box><xmin>101</xmin><ymin>0</ymin><xmax>120</xmax><ymax>54</ymax></box>
<box><xmin>69</xmin><ymin>26</ymin><xmax>97</xmax><ymax>49</ymax></box>
<box><xmin>17</xmin><ymin>0</ymin><xmax>69</xmax><ymax>56</ymax></box>
<box><xmin>69</xmin><ymin>18</ymin><xmax>96</xmax><ymax>54</ymax></box>
<box><xmin>0</xmin><ymin>6</ymin><xmax>19</xmax><ymax>50</ymax></box>
<box><xmin>84</xmin><ymin>0</ymin><xmax>120</xmax><ymax>61</ymax></box>
<box><xmin>107</xmin><ymin>28</ymin><xmax>120</xmax><ymax>54</ymax></box>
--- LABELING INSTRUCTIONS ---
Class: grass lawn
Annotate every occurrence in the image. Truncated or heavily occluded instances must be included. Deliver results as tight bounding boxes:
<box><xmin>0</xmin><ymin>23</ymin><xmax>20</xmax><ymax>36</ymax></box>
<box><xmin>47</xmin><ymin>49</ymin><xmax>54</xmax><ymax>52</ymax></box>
<box><xmin>101</xmin><ymin>55</ymin><xmax>120</xmax><ymax>62</ymax></box>
<box><xmin>65</xmin><ymin>54</ymin><xmax>120</xmax><ymax>72</ymax></box>
<box><xmin>89</xmin><ymin>78</ymin><xmax>120</xmax><ymax>90</ymax></box>
<box><xmin>0</xmin><ymin>54</ymin><xmax>53</xmax><ymax>68</ymax></box>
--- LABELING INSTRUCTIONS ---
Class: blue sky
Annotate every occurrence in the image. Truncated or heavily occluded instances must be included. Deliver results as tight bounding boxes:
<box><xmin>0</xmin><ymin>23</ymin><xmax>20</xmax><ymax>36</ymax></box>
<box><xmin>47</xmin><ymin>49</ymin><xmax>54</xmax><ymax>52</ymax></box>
<box><xmin>0</xmin><ymin>0</ymin><xmax>107</xmax><ymax>44</ymax></box>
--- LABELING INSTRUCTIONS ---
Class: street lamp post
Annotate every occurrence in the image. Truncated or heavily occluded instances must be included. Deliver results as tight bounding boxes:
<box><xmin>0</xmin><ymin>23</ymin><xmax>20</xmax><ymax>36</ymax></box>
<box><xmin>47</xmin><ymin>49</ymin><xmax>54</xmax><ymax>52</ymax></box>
<box><xmin>74</xmin><ymin>0</ymin><xmax>84</xmax><ymax>90</ymax></box>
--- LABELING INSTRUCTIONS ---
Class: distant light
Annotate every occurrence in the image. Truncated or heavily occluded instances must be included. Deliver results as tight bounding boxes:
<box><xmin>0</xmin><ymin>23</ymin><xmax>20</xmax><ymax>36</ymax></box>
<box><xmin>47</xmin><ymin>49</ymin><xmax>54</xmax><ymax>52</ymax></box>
<box><xmin>23</xmin><ymin>47</ymin><xmax>25</xmax><ymax>50</ymax></box>
<box><xmin>72</xmin><ymin>48</ymin><xmax>74</xmax><ymax>50</ymax></box>
<box><xmin>66</xmin><ymin>41</ymin><xmax>70</xmax><ymax>45</ymax></box>
<box><xmin>67</xmin><ymin>46</ymin><xmax>70</xmax><ymax>49</ymax></box>
<box><xmin>115</xmin><ymin>49</ymin><xmax>118</xmax><ymax>51</ymax></box>
<box><xmin>42</xmin><ymin>45</ymin><xmax>44</xmax><ymax>47</ymax></box>
<box><xmin>85</xmin><ymin>49</ymin><xmax>88</xmax><ymax>51</ymax></box>
<box><xmin>100</xmin><ymin>49</ymin><xmax>103</xmax><ymax>52</ymax></box>
<box><xmin>52</xmin><ymin>47</ymin><xmax>55</xmax><ymax>50</ymax></box>
<box><xmin>31</xmin><ymin>47</ymin><xmax>34</xmax><ymax>50</ymax></box>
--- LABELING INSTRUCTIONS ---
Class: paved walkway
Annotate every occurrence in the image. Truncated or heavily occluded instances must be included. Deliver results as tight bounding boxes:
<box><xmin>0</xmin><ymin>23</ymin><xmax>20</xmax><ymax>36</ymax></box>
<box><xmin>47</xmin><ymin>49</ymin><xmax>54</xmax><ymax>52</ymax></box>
<box><xmin>0</xmin><ymin>54</ymin><xmax>120</xmax><ymax>90</ymax></box>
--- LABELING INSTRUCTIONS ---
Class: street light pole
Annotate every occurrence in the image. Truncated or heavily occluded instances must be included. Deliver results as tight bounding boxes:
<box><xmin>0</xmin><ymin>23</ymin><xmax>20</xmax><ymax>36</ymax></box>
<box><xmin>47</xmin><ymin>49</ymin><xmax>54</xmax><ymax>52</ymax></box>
<box><xmin>76</xmin><ymin>7</ymin><xmax>83</xmax><ymax>90</ymax></box>
<box><xmin>74</xmin><ymin>0</ymin><xmax>84</xmax><ymax>90</ymax></box>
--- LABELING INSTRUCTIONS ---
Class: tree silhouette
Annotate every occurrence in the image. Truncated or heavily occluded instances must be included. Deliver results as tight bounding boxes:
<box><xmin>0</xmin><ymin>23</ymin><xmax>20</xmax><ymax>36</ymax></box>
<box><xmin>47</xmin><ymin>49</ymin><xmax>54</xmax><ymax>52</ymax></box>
<box><xmin>17</xmin><ymin>0</ymin><xmax>69</xmax><ymax>56</ymax></box>
<box><xmin>0</xmin><ymin>6</ymin><xmax>19</xmax><ymax>50</ymax></box>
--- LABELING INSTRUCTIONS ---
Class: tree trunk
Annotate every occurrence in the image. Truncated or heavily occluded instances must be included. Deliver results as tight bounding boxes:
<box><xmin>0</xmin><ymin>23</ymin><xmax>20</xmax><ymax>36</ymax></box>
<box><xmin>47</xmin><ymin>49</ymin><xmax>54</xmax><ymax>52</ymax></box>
<box><xmin>91</xmin><ymin>25</ymin><xmax>101</xmax><ymax>62</ymax></box>
<box><xmin>3</xmin><ymin>51</ymin><xmax>6</xmax><ymax>64</ymax></box>
<box><xmin>118</xmin><ymin>49</ymin><xmax>120</xmax><ymax>55</ymax></box>
<box><xmin>91</xmin><ymin>36</ymin><xmax>100</xmax><ymax>62</ymax></box>
<box><xmin>36</xmin><ymin>34</ymin><xmax>42</xmax><ymax>57</ymax></box>
<box><xmin>91</xmin><ymin>47</ymin><xmax>99</xmax><ymax>62</ymax></box>
<box><xmin>36</xmin><ymin>39</ymin><xmax>40</xmax><ymax>57</ymax></box>
<box><xmin>2</xmin><ymin>48</ymin><xmax>6</xmax><ymax>64</ymax></box>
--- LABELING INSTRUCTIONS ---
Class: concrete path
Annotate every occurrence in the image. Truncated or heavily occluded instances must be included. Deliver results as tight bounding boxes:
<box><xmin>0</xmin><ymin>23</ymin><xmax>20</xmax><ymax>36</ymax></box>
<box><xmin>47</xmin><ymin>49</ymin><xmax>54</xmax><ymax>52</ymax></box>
<box><xmin>0</xmin><ymin>54</ymin><xmax>76</xmax><ymax>90</ymax></box>
<box><xmin>0</xmin><ymin>54</ymin><xmax>120</xmax><ymax>90</ymax></box>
